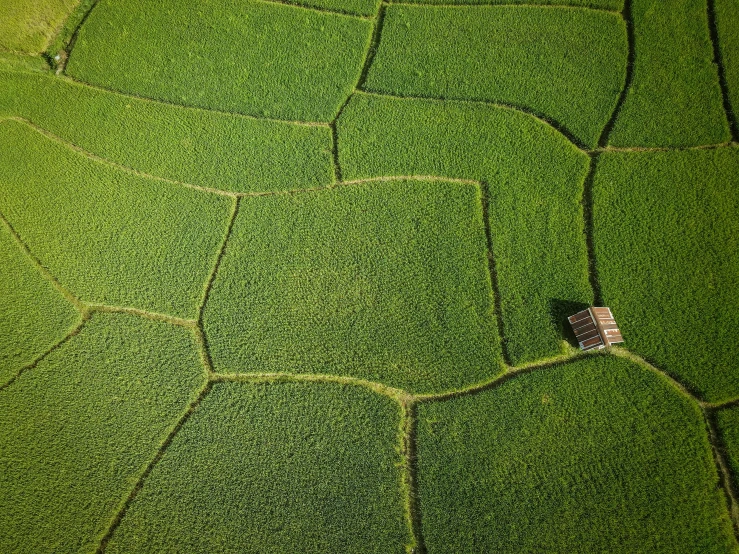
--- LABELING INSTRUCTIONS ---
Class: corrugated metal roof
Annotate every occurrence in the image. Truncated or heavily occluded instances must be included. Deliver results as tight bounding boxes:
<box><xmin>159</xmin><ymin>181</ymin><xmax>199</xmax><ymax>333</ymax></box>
<box><xmin>568</xmin><ymin>307</ymin><xmax>624</xmax><ymax>351</ymax></box>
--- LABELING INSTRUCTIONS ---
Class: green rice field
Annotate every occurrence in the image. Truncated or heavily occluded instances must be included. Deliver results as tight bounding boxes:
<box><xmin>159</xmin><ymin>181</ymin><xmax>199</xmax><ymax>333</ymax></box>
<box><xmin>1</xmin><ymin>0</ymin><xmax>738</xmax><ymax>551</ymax></box>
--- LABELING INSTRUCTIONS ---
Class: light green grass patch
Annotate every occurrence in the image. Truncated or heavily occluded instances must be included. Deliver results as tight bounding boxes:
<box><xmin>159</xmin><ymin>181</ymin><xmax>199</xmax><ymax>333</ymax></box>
<box><xmin>204</xmin><ymin>179</ymin><xmax>501</xmax><ymax>394</ymax></box>
<box><xmin>337</xmin><ymin>93</ymin><xmax>592</xmax><ymax>365</ymax></box>
<box><xmin>0</xmin><ymin>312</ymin><xmax>206</xmax><ymax>553</ymax></box>
<box><xmin>416</xmin><ymin>355</ymin><xmax>737</xmax><ymax>552</ymax></box>
<box><xmin>715</xmin><ymin>0</ymin><xmax>739</xmax><ymax>133</ymax></box>
<box><xmin>593</xmin><ymin>147</ymin><xmax>739</xmax><ymax>403</ymax></box>
<box><xmin>106</xmin><ymin>381</ymin><xmax>409</xmax><ymax>553</ymax></box>
<box><xmin>66</xmin><ymin>0</ymin><xmax>372</xmax><ymax>122</ymax></box>
<box><xmin>0</xmin><ymin>119</ymin><xmax>232</xmax><ymax>319</ymax></box>
<box><xmin>293</xmin><ymin>0</ymin><xmax>379</xmax><ymax>17</ymax></box>
<box><xmin>0</xmin><ymin>222</ymin><xmax>78</xmax><ymax>386</ymax></box>
<box><xmin>608</xmin><ymin>0</ymin><xmax>729</xmax><ymax>147</ymax></box>
<box><xmin>0</xmin><ymin>71</ymin><xmax>334</xmax><ymax>193</ymax></box>
<box><xmin>363</xmin><ymin>5</ymin><xmax>626</xmax><ymax>147</ymax></box>
<box><xmin>0</xmin><ymin>0</ymin><xmax>78</xmax><ymax>53</ymax></box>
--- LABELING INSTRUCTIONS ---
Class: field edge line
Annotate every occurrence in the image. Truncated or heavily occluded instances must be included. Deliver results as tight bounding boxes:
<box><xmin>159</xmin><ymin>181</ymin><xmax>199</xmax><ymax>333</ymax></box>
<box><xmin>0</xmin><ymin>315</ymin><xmax>88</xmax><ymax>393</ymax></box>
<box><xmin>96</xmin><ymin>381</ymin><xmax>214</xmax><ymax>553</ymax></box>
<box><xmin>707</xmin><ymin>0</ymin><xmax>739</xmax><ymax>142</ymax></box>
<box><xmin>387</xmin><ymin>1</ymin><xmax>620</xmax><ymax>15</ymax></box>
<box><xmin>702</xmin><ymin>408</ymin><xmax>739</xmax><ymax>543</ymax></box>
<box><xmin>400</xmin><ymin>397</ymin><xmax>427</xmax><ymax>554</ymax></box>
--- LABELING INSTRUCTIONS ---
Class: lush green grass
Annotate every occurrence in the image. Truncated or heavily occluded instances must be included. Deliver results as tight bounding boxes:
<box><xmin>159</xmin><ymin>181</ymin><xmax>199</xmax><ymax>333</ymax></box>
<box><xmin>0</xmin><ymin>70</ymin><xmax>334</xmax><ymax>193</ymax></box>
<box><xmin>363</xmin><ymin>5</ymin><xmax>626</xmax><ymax>147</ymax></box>
<box><xmin>336</xmin><ymin>93</ymin><xmax>593</xmax><ymax>365</ymax></box>
<box><xmin>608</xmin><ymin>0</ymin><xmax>730</xmax><ymax>147</ymax></box>
<box><xmin>716</xmin><ymin>0</ymin><xmax>739</xmax><ymax>132</ymax></box>
<box><xmin>0</xmin><ymin>0</ymin><xmax>77</xmax><ymax>53</ymax></box>
<box><xmin>389</xmin><ymin>0</ymin><xmax>622</xmax><ymax>7</ymax></box>
<box><xmin>0</xmin><ymin>119</ymin><xmax>232</xmax><ymax>319</ymax></box>
<box><xmin>416</xmin><ymin>355</ymin><xmax>737</xmax><ymax>553</ymax></box>
<box><xmin>66</xmin><ymin>0</ymin><xmax>372</xmax><ymax>122</ymax></box>
<box><xmin>295</xmin><ymin>0</ymin><xmax>379</xmax><ymax>17</ymax></box>
<box><xmin>592</xmin><ymin>147</ymin><xmax>739</xmax><ymax>403</ymax></box>
<box><xmin>714</xmin><ymin>406</ymin><xmax>739</xmax><ymax>497</ymax></box>
<box><xmin>0</xmin><ymin>312</ymin><xmax>206</xmax><ymax>553</ymax></box>
<box><xmin>106</xmin><ymin>381</ymin><xmax>409</xmax><ymax>553</ymax></box>
<box><xmin>203</xmin><ymin>179</ymin><xmax>502</xmax><ymax>394</ymax></box>
<box><xmin>0</xmin><ymin>222</ymin><xmax>78</xmax><ymax>386</ymax></box>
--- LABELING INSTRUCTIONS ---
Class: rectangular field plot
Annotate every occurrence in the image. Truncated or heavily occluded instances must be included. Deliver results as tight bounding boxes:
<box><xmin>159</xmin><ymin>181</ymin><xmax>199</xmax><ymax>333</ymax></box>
<box><xmin>65</xmin><ymin>0</ymin><xmax>372</xmax><ymax>122</ymax></box>
<box><xmin>105</xmin><ymin>382</ymin><xmax>409</xmax><ymax>553</ymax></box>
<box><xmin>0</xmin><ymin>71</ymin><xmax>334</xmax><ymax>194</ymax></box>
<box><xmin>203</xmin><ymin>179</ymin><xmax>503</xmax><ymax>394</ymax></box>
<box><xmin>0</xmin><ymin>119</ymin><xmax>232</xmax><ymax>319</ymax></box>
<box><xmin>608</xmin><ymin>0</ymin><xmax>730</xmax><ymax>147</ymax></box>
<box><xmin>416</xmin><ymin>356</ymin><xmax>737</xmax><ymax>552</ymax></box>
<box><xmin>0</xmin><ymin>0</ymin><xmax>77</xmax><ymax>53</ymax></box>
<box><xmin>363</xmin><ymin>5</ymin><xmax>627</xmax><ymax>147</ymax></box>
<box><xmin>592</xmin><ymin>147</ymin><xmax>739</xmax><ymax>402</ymax></box>
<box><xmin>337</xmin><ymin>93</ymin><xmax>593</xmax><ymax>365</ymax></box>
<box><xmin>0</xmin><ymin>313</ymin><xmax>206</xmax><ymax>553</ymax></box>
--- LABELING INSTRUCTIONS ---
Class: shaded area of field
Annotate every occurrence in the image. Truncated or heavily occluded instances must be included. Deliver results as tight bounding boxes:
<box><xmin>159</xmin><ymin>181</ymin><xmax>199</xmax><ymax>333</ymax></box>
<box><xmin>363</xmin><ymin>4</ymin><xmax>626</xmax><ymax>147</ymax></box>
<box><xmin>0</xmin><ymin>222</ymin><xmax>78</xmax><ymax>386</ymax></box>
<box><xmin>715</xmin><ymin>406</ymin><xmax>739</xmax><ymax>508</ymax></box>
<box><xmin>66</xmin><ymin>0</ymin><xmax>372</xmax><ymax>122</ymax></box>
<box><xmin>0</xmin><ymin>71</ymin><xmax>335</xmax><ymax>193</ymax></box>
<box><xmin>608</xmin><ymin>0</ymin><xmax>729</xmax><ymax>147</ymax></box>
<box><xmin>714</xmin><ymin>0</ymin><xmax>739</xmax><ymax>139</ymax></box>
<box><xmin>0</xmin><ymin>0</ymin><xmax>77</xmax><ymax>53</ymax></box>
<box><xmin>204</xmin><ymin>179</ymin><xmax>502</xmax><ymax>394</ymax></box>
<box><xmin>106</xmin><ymin>381</ymin><xmax>409</xmax><ymax>553</ymax></box>
<box><xmin>337</xmin><ymin>93</ymin><xmax>592</xmax><ymax>365</ymax></box>
<box><xmin>592</xmin><ymin>147</ymin><xmax>739</xmax><ymax>403</ymax></box>
<box><xmin>0</xmin><ymin>313</ymin><xmax>206</xmax><ymax>553</ymax></box>
<box><xmin>416</xmin><ymin>355</ymin><xmax>737</xmax><ymax>552</ymax></box>
<box><xmin>0</xmin><ymin>119</ymin><xmax>232</xmax><ymax>319</ymax></box>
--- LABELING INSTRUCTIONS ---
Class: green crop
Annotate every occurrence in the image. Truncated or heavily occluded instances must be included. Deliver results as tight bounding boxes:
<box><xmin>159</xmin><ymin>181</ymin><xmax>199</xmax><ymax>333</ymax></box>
<box><xmin>0</xmin><ymin>70</ymin><xmax>334</xmax><ymax>193</ymax></box>
<box><xmin>66</xmin><ymin>0</ymin><xmax>372</xmax><ymax>122</ymax></box>
<box><xmin>336</xmin><ymin>93</ymin><xmax>593</xmax><ymax>365</ymax></box>
<box><xmin>0</xmin><ymin>0</ymin><xmax>77</xmax><ymax>53</ymax></box>
<box><xmin>608</xmin><ymin>0</ymin><xmax>730</xmax><ymax>147</ymax></box>
<box><xmin>293</xmin><ymin>0</ymin><xmax>379</xmax><ymax>17</ymax></box>
<box><xmin>0</xmin><ymin>119</ymin><xmax>232</xmax><ymax>319</ymax></box>
<box><xmin>0</xmin><ymin>222</ymin><xmax>78</xmax><ymax>386</ymax></box>
<box><xmin>715</xmin><ymin>0</ymin><xmax>739</xmax><ymax>135</ymax></box>
<box><xmin>390</xmin><ymin>0</ymin><xmax>622</xmax><ymax>7</ymax></box>
<box><xmin>416</xmin><ymin>355</ymin><xmax>737</xmax><ymax>552</ymax></box>
<box><xmin>714</xmin><ymin>406</ymin><xmax>739</xmax><ymax>497</ymax></box>
<box><xmin>363</xmin><ymin>5</ymin><xmax>626</xmax><ymax>147</ymax></box>
<box><xmin>592</xmin><ymin>147</ymin><xmax>739</xmax><ymax>403</ymax></box>
<box><xmin>106</xmin><ymin>381</ymin><xmax>409</xmax><ymax>553</ymax></box>
<box><xmin>203</xmin><ymin>179</ymin><xmax>502</xmax><ymax>394</ymax></box>
<box><xmin>0</xmin><ymin>312</ymin><xmax>206</xmax><ymax>553</ymax></box>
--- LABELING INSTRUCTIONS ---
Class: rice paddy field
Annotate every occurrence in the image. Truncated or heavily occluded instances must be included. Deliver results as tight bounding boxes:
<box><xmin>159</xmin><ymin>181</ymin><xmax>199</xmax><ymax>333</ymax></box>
<box><xmin>1</xmin><ymin>0</ymin><xmax>738</xmax><ymax>552</ymax></box>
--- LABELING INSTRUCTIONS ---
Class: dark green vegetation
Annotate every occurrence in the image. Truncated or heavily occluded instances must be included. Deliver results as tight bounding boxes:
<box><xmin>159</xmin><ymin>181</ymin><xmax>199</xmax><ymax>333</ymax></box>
<box><xmin>393</xmin><ymin>0</ymin><xmax>622</xmax><ymax>6</ymax></box>
<box><xmin>0</xmin><ymin>222</ymin><xmax>78</xmax><ymax>386</ymax></box>
<box><xmin>66</xmin><ymin>0</ymin><xmax>372</xmax><ymax>122</ymax></box>
<box><xmin>0</xmin><ymin>0</ymin><xmax>77</xmax><ymax>53</ymax></box>
<box><xmin>0</xmin><ymin>312</ymin><xmax>206</xmax><ymax>553</ymax></box>
<box><xmin>106</xmin><ymin>381</ymin><xmax>409</xmax><ymax>553</ymax></box>
<box><xmin>0</xmin><ymin>71</ymin><xmax>334</xmax><ymax>193</ymax></box>
<box><xmin>608</xmin><ymin>0</ymin><xmax>730</xmax><ymax>147</ymax></box>
<box><xmin>204</xmin><ymin>179</ymin><xmax>502</xmax><ymax>393</ymax></box>
<box><xmin>715</xmin><ymin>406</ymin><xmax>739</xmax><ymax>497</ymax></box>
<box><xmin>416</xmin><ymin>356</ymin><xmax>737</xmax><ymax>552</ymax></box>
<box><xmin>0</xmin><ymin>119</ymin><xmax>232</xmax><ymax>319</ymax></box>
<box><xmin>364</xmin><ymin>5</ymin><xmax>626</xmax><ymax>147</ymax></box>
<box><xmin>715</xmin><ymin>0</ymin><xmax>739</xmax><ymax>137</ymax></box>
<box><xmin>592</xmin><ymin>147</ymin><xmax>739</xmax><ymax>403</ymax></box>
<box><xmin>337</xmin><ymin>93</ymin><xmax>593</xmax><ymax>365</ymax></box>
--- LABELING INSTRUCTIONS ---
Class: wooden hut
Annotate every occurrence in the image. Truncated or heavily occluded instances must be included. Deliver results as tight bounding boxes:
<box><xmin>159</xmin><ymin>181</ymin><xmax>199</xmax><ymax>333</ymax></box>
<box><xmin>568</xmin><ymin>307</ymin><xmax>623</xmax><ymax>351</ymax></box>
